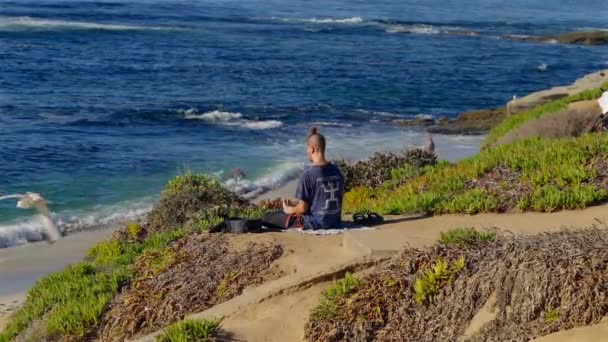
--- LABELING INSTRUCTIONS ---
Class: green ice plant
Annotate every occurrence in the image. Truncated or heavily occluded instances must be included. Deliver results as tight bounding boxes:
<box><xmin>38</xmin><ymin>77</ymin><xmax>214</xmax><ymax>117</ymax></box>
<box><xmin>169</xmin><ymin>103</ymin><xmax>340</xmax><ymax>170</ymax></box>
<box><xmin>413</xmin><ymin>257</ymin><xmax>466</xmax><ymax>305</ymax></box>
<box><xmin>157</xmin><ymin>319</ymin><xmax>221</xmax><ymax>342</ymax></box>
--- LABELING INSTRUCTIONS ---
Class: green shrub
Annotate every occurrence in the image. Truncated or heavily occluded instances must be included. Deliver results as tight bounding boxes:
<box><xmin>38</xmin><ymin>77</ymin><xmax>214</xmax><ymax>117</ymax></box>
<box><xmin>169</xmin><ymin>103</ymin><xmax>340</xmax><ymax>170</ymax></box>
<box><xmin>0</xmin><ymin>227</ymin><xmax>194</xmax><ymax>341</ymax></box>
<box><xmin>127</xmin><ymin>222</ymin><xmax>143</xmax><ymax>240</ymax></box>
<box><xmin>440</xmin><ymin>228</ymin><xmax>497</xmax><ymax>245</ymax></box>
<box><xmin>544</xmin><ymin>309</ymin><xmax>561</xmax><ymax>324</ymax></box>
<box><xmin>335</xmin><ymin>149</ymin><xmax>437</xmax><ymax>191</ymax></box>
<box><xmin>157</xmin><ymin>319</ymin><xmax>221</xmax><ymax>342</ymax></box>
<box><xmin>413</xmin><ymin>257</ymin><xmax>466</xmax><ymax>305</ymax></box>
<box><xmin>147</xmin><ymin>172</ymin><xmax>247</xmax><ymax>233</ymax></box>
<box><xmin>484</xmin><ymin>83</ymin><xmax>608</xmax><ymax>148</ymax></box>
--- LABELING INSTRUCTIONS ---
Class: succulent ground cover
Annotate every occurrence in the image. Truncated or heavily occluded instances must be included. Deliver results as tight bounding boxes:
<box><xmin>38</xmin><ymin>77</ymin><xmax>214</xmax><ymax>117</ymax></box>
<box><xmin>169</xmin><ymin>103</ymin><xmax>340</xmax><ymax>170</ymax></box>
<box><xmin>305</xmin><ymin>228</ymin><xmax>608</xmax><ymax>342</ymax></box>
<box><xmin>156</xmin><ymin>319</ymin><xmax>221</xmax><ymax>342</ymax></box>
<box><xmin>344</xmin><ymin>134</ymin><xmax>608</xmax><ymax>215</ymax></box>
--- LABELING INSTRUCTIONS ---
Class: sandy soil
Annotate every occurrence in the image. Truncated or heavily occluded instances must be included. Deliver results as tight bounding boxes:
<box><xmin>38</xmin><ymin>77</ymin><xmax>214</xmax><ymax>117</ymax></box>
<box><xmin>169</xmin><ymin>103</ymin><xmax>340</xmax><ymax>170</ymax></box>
<box><xmin>0</xmin><ymin>293</ymin><xmax>25</xmax><ymax>333</ymax></box>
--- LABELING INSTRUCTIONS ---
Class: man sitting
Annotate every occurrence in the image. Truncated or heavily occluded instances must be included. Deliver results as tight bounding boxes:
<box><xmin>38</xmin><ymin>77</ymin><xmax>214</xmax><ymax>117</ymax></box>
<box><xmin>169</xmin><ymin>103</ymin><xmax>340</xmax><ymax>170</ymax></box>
<box><xmin>263</xmin><ymin>127</ymin><xmax>345</xmax><ymax>229</ymax></box>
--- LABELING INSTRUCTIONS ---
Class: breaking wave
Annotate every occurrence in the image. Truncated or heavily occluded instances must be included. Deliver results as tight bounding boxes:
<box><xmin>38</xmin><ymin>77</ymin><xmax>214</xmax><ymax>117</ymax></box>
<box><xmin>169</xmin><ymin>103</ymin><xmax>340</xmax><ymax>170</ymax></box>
<box><xmin>385</xmin><ymin>24</ymin><xmax>478</xmax><ymax>36</ymax></box>
<box><xmin>223</xmin><ymin>162</ymin><xmax>306</xmax><ymax>199</ymax></box>
<box><xmin>182</xmin><ymin>109</ymin><xmax>283</xmax><ymax>130</ymax></box>
<box><xmin>267</xmin><ymin>16</ymin><xmax>479</xmax><ymax>36</ymax></box>
<box><xmin>272</xmin><ymin>16</ymin><xmax>364</xmax><ymax>24</ymax></box>
<box><xmin>0</xmin><ymin>16</ymin><xmax>175</xmax><ymax>32</ymax></box>
<box><xmin>0</xmin><ymin>198</ymin><xmax>153</xmax><ymax>248</ymax></box>
<box><xmin>312</xmin><ymin>121</ymin><xmax>354</xmax><ymax>128</ymax></box>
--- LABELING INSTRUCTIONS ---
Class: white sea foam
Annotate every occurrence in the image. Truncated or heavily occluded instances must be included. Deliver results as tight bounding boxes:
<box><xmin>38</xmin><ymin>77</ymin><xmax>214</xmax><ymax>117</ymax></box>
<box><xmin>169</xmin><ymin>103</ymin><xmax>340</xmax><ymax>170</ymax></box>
<box><xmin>183</xmin><ymin>109</ymin><xmax>283</xmax><ymax>130</ymax></box>
<box><xmin>274</xmin><ymin>16</ymin><xmax>364</xmax><ymax>25</ymax></box>
<box><xmin>223</xmin><ymin>162</ymin><xmax>306</xmax><ymax>199</ymax></box>
<box><xmin>312</xmin><ymin>121</ymin><xmax>354</xmax><ymax>128</ymax></box>
<box><xmin>386</xmin><ymin>24</ymin><xmax>440</xmax><ymax>35</ymax></box>
<box><xmin>414</xmin><ymin>113</ymin><xmax>435</xmax><ymax>120</ymax></box>
<box><xmin>385</xmin><ymin>24</ymin><xmax>477</xmax><ymax>36</ymax></box>
<box><xmin>537</xmin><ymin>63</ymin><xmax>548</xmax><ymax>71</ymax></box>
<box><xmin>0</xmin><ymin>16</ymin><xmax>173</xmax><ymax>32</ymax></box>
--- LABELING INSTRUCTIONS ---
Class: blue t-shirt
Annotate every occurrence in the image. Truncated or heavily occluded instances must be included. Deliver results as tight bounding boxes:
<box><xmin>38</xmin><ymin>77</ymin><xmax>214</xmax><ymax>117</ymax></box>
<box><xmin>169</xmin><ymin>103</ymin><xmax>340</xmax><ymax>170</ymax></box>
<box><xmin>295</xmin><ymin>163</ymin><xmax>345</xmax><ymax>229</ymax></box>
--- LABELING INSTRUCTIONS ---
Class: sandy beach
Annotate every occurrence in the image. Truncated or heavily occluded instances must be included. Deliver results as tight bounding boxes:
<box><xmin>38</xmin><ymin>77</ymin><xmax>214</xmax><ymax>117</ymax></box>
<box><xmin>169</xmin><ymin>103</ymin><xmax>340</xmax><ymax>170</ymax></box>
<box><xmin>0</xmin><ymin>228</ymin><xmax>114</xmax><ymax>327</ymax></box>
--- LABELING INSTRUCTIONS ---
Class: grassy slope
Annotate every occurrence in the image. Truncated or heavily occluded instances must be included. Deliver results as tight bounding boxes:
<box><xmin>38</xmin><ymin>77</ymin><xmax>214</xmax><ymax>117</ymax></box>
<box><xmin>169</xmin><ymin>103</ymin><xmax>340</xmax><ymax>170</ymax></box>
<box><xmin>483</xmin><ymin>83</ymin><xmax>607</xmax><ymax>148</ymax></box>
<box><xmin>0</xmin><ymin>228</ymin><xmax>188</xmax><ymax>342</ymax></box>
<box><xmin>345</xmin><ymin>82</ymin><xmax>608</xmax><ymax>216</ymax></box>
<box><xmin>345</xmin><ymin>134</ymin><xmax>608</xmax><ymax>215</ymax></box>
<box><xmin>0</xmin><ymin>174</ymin><xmax>263</xmax><ymax>342</ymax></box>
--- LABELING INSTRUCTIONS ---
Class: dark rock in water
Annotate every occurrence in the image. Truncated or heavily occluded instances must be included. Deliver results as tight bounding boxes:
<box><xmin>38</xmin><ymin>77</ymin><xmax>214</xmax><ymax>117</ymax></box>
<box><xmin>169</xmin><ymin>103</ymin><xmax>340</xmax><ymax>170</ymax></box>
<box><xmin>556</xmin><ymin>31</ymin><xmax>608</xmax><ymax>45</ymax></box>
<box><xmin>428</xmin><ymin>108</ymin><xmax>506</xmax><ymax>135</ymax></box>
<box><xmin>395</xmin><ymin>117</ymin><xmax>436</xmax><ymax>127</ymax></box>
<box><xmin>503</xmin><ymin>31</ymin><xmax>608</xmax><ymax>46</ymax></box>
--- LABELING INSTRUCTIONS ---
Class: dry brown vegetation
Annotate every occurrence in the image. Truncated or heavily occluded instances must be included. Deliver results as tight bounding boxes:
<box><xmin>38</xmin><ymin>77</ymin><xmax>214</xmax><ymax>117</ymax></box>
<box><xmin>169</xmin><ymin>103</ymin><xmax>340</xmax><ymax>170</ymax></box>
<box><xmin>97</xmin><ymin>234</ymin><xmax>283</xmax><ymax>341</ymax></box>
<box><xmin>335</xmin><ymin>149</ymin><xmax>437</xmax><ymax>191</ymax></box>
<box><xmin>305</xmin><ymin>229</ymin><xmax>608</xmax><ymax>342</ymax></box>
<box><xmin>495</xmin><ymin>100</ymin><xmax>603</xmax><ymax>146</ymax></box>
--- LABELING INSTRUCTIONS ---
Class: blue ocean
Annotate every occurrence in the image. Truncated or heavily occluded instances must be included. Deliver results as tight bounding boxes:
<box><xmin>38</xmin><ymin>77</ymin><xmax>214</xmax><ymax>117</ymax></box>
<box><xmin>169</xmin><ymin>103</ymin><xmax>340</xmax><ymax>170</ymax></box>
<box><xmin>1</xmin><ymin>0</ymin><xmax>607</xmax><ymax>246</ymax></box>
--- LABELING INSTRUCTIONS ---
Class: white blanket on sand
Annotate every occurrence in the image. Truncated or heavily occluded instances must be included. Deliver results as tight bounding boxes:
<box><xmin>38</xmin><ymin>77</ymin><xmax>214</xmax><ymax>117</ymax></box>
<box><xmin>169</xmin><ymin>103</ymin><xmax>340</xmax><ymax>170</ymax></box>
<box><xmin>287</xmin><ymin>226</ymin><xmax>375</xmax><ymax>235</ymax></box>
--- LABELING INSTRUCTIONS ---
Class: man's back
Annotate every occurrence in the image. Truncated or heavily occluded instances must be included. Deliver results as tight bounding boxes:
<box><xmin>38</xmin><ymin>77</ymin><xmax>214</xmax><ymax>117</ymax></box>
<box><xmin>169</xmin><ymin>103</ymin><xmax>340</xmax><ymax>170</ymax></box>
<box><xmin>295</xmin><ymin>163</ymin><xmax>344</xmax><ymax>229</ymax></box>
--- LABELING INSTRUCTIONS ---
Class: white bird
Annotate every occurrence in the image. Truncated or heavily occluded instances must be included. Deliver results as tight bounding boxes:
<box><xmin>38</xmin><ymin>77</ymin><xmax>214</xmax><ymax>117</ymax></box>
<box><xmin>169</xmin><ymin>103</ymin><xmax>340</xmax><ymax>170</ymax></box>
<box><xmin>0</xmin><ymin>192</ymin><xmax>60</xmax><ymax>243</ymax></box>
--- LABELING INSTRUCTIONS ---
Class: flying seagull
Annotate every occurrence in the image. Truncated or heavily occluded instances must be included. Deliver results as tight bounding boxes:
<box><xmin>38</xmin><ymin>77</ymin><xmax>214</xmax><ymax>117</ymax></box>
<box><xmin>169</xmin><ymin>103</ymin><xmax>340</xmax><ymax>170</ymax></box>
<box><xmin>0</xmin><ymin>192</ymin><xmax>60</xmax><ymax>243</ymax></box>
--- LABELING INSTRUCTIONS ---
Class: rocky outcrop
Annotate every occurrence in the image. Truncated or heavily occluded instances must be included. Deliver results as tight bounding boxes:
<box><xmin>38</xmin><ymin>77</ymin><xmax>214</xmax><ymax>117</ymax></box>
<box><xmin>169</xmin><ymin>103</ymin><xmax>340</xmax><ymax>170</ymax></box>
<box><xmin>495</xmin><ymin>100</ymin><xmax>603</xmax><ymax>146</ymax></box>
<box><xmin>394</xmin><ymin>116</ymin><xmax>437</xmax><ymax>127</ymax></box>
<box><xmin>506</xmin><ymin>69</ymin><xmax>608</xmax><ymax>115</ymax></box>
<box><xmin>395</xmin><ymin>70</ymin><xmax>607</xmax><ymax>136</ymax></box>
<box><xmin>428</xmin><ymin>108</ymin><xmax>506</xmax><ymax>135</ymax></box>
<box><xmin>504</xmin><ymin>31</ymin><xmax>608</xmax><ymax>46</ymax></box>
<box><xmin>556</xmin><ymin>31</ymin><xmax>608</xmax><ymax>45</ymax></box>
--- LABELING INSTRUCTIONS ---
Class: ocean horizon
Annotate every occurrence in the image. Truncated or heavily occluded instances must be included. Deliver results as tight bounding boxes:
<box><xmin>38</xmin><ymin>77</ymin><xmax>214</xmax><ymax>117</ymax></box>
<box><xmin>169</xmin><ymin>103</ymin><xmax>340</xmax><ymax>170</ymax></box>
<box><xmin>1</xmin><ymin>0</ymin><xmax>607</xmax><ymax>247</ymax></box>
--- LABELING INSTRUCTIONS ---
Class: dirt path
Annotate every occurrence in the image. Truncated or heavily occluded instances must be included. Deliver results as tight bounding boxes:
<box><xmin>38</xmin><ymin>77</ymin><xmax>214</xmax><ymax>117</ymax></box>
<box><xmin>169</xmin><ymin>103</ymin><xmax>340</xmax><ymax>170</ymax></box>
<box><xmin>134</xmin><ymin>203</ymin><xmax>608</xmax><ymax>342</ymax></box>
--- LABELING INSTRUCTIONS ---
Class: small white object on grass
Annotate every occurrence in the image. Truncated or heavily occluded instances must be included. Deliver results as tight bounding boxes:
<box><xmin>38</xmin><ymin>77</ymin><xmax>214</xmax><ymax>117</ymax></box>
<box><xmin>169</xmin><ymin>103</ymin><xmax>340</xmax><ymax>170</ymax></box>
<box><xmin>0</xmin><ymin>192</ymin><xmax>60</xmax><ymax>243</ymax></box>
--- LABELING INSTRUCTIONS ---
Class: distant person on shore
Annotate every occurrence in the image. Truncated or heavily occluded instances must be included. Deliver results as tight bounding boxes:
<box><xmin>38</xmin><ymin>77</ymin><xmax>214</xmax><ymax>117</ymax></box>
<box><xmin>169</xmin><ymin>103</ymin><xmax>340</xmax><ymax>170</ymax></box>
<box><xmin>425</xmin><ymin>134</ymin><xmax>435</xmax><ymax>153</ymax></box>
<box><xmin>262</xmin><ymin>127</ymin><xmax>345</xmax><ymax>230</ymax></box>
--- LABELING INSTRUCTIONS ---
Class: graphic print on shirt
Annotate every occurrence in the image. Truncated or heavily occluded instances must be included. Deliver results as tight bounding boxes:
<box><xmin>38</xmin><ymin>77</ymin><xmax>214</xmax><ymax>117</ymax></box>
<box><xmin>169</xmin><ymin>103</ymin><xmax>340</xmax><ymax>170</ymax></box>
<box><xmin>317</xmin><ymin>176</ymin><xmax>342</xmax><ymax>215</ymax></box>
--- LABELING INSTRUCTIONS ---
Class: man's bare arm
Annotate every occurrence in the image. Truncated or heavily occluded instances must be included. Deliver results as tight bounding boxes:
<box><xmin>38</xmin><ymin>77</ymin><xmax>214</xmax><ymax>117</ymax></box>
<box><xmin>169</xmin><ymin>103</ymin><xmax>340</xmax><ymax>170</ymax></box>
<box><xmin>283</xmin><ymin>199</ymin><xmax>309</xmax><ymax>215</ymax></box>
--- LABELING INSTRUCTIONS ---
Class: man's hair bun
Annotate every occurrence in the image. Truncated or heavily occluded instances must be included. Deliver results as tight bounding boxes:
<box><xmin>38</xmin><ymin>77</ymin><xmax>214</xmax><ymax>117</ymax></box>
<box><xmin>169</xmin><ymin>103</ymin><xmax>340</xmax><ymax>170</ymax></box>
<box><xmin>310</xmin><ymin>127</ymin><xmax>318</xmax><ymax>135</ymax></box>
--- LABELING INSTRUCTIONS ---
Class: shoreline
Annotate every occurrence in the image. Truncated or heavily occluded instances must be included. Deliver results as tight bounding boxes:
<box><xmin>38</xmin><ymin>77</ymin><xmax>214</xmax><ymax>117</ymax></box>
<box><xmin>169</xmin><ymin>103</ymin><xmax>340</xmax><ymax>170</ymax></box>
<box><xmin>0</xmin><ymin>69</ymin><xmax>605</xmax><ymax>331</ymax></box>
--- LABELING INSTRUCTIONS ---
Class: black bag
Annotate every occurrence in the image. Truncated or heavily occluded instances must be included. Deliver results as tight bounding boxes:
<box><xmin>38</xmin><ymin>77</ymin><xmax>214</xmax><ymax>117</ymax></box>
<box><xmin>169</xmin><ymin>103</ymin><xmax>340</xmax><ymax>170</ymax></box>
<box><xmin>209</xmin><ymin>218</ymin><xmax>262</xmax><ymax>234</ymax></box>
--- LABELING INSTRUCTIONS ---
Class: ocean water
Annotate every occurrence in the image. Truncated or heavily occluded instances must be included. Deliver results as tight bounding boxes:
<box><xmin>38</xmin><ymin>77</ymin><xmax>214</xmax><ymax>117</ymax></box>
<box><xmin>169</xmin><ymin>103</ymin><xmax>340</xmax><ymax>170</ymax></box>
<box><xmin>1</xmin><ymin>0</ymin><xmax>607</xmax><ymax>246</ymax></box>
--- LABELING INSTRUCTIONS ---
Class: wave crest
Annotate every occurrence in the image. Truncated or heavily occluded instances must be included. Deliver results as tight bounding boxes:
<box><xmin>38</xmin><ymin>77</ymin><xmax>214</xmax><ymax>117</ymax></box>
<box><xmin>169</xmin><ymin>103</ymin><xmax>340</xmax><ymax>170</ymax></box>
<box><xmin>182</xmin><ymin>109</ymin><xmax>283</xmax><ymax>130</ymax></box>
<box><xmin>267</xmin><ymin>16</ymin><xmax>479</xmax><ymax>37</ymax></box>
<box><xmin>274</xmin><ymin>16</ymin><xmax>364</xmax><ymax>24</ymax></box>
<box><xmin>223</xmin><ymin>162</ymin><xmax>305</xmax><ymax>199</ymax></box>
<box><xmin>0</xmin><ymin>16</ymin><xmax>174</xmax><ymax>32</ymax></box>
<box><xmin>385</xmin><ymin>24</ymin><xmax>478</xmax><ymax>36</ymax></box>
<box><xmin>0</xmin><ymin>199</ymin><xmax>152</xmax><ymax>248</ymax></box>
